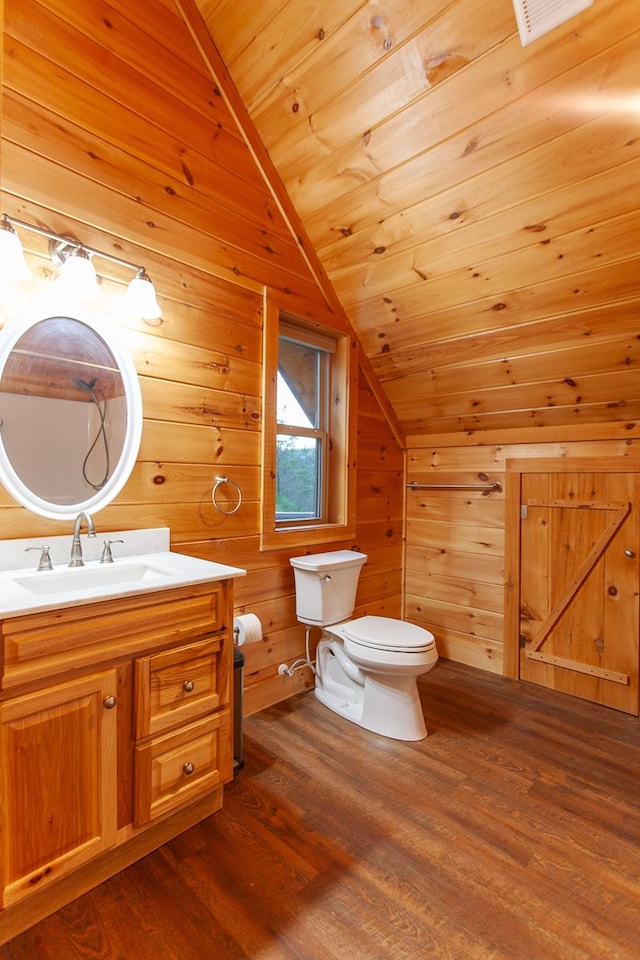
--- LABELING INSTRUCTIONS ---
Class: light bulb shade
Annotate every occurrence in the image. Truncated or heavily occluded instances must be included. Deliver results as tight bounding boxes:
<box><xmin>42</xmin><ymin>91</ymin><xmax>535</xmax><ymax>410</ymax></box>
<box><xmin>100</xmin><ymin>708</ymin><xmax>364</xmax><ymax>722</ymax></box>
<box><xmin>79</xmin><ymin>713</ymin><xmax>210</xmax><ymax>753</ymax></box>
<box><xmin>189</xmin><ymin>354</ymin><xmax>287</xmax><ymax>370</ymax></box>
<box><xmin>0</xmin><ymin>218</ymin><xmax>32</xmax><ymax>282</ymax></box>
<box><xmin>56</xmin><ymin>247</ymin><xmax>100</xmax><ymax>302</ymax></box>
<box><xmin>126</xmin><ymin>269</ymin><xmax>162</xmax><ymax>320</ymax></box>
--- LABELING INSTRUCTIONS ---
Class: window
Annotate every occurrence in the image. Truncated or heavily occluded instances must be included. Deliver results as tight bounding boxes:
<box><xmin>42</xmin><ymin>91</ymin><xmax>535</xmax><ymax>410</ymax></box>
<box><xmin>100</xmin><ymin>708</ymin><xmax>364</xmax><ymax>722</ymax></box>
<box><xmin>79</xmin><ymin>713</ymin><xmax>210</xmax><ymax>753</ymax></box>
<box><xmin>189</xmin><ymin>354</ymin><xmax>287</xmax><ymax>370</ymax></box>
<box><xmin>276</xmin><ymin>325</ymin><xmax>332</xmax><ymax>522</ymax></box>
<box><xmin>261</xmin><ymin>299</ymin><xmax>356</xmax><ymax>551</ymax></box>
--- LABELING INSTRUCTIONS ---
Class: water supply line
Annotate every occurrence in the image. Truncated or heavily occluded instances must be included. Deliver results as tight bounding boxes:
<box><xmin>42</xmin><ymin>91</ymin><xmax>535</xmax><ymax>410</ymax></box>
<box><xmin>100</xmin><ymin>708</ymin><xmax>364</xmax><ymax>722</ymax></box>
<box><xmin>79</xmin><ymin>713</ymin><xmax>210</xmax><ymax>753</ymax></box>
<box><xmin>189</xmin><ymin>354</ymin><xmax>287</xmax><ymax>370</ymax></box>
<box><xmin>278</xmin><ymin>625</ymin><xmax>316</xmax><ymax>677</ymax></box>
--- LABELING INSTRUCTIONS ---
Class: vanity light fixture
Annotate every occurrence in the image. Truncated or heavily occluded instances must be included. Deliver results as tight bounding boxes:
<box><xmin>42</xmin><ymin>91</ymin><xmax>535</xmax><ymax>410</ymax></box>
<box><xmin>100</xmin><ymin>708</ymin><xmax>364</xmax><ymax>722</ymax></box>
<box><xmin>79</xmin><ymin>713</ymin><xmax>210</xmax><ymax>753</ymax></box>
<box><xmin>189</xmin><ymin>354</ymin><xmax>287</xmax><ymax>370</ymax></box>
<box><xmin>0</xmin><ymin>213</ymin><xmax>162</xmax><ymax>320</ymax></box>
<box><xmin>125</xmin><ymin>267</ymin><xmax>162</xmax><ymax>321</ymax></box>
<box><xmin>0</xmin><ymin>215</ymin><xmax>32</xmax><ymax>282</ymax></box>
<box><xmin>53</xmin><ymin>244</ymin><xmax>101</xmax><ymax>303</ymax></box>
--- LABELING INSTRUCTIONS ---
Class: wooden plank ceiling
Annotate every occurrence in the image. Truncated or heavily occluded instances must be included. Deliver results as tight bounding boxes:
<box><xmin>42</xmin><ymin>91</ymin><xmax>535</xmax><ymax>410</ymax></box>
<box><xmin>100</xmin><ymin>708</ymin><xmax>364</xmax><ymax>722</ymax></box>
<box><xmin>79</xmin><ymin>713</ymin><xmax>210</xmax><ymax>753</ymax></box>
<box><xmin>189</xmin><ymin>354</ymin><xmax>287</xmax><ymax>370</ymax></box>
<box><xmin>187</xmin><ymin>0</ymin><xmax>640</xmax><ymax>441</ymax></box>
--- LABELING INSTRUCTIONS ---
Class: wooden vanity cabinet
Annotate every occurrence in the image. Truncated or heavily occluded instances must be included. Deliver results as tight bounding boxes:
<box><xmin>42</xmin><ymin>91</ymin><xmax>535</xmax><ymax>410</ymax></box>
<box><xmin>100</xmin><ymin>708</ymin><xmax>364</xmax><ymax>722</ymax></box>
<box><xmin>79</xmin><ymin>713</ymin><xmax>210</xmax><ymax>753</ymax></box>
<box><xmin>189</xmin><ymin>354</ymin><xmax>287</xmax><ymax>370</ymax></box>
<box><xmin>0</xmin><ymin>579</ymin><xmax>234</xmax><ymax>943</ymax></box>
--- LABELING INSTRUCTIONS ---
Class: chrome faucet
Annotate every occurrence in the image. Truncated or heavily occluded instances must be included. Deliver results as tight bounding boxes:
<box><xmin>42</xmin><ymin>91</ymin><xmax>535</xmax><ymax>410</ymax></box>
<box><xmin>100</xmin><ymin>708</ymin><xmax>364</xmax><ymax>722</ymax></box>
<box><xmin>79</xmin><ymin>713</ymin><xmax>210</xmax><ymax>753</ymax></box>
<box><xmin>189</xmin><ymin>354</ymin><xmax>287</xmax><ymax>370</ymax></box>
<box><xmin>69</xmin><ymin>511</ymin><xmax>96</xmax><ymax>567</ymax></box>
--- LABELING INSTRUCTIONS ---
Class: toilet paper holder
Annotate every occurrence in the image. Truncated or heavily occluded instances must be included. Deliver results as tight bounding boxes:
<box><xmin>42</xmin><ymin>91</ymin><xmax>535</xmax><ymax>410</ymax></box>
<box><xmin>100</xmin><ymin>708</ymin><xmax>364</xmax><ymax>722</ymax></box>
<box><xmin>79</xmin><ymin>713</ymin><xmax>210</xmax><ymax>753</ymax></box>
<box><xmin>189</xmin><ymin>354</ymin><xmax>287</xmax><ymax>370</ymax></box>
<box><xmin>233</xmin><ymin>613</ymin><xmax>262</xmax><ymax>645</ymax></box>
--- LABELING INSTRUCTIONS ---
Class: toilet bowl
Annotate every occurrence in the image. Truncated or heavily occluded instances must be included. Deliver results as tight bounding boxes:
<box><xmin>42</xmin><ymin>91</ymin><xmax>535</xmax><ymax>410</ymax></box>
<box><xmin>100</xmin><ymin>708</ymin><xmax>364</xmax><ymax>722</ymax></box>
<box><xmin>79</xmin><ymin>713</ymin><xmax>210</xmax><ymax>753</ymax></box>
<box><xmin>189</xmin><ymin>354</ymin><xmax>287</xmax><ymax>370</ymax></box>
<box><xmin>317</xmin><ymin>616</ymin><xmax>437</xmax><ymax>740</ymax></box>
<box><xmin>289</xmin><ymin>551</ymin><xmax>439</xmax><ymax>741</ymax></box>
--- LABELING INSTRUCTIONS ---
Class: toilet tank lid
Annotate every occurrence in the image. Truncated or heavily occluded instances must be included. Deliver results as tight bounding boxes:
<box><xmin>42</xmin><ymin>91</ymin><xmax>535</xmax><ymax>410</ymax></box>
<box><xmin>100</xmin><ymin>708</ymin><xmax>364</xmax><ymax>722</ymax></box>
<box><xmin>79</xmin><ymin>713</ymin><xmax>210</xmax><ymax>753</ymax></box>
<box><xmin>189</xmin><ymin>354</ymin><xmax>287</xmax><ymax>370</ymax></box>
<box><xmin>289</xmin><ymin>550</ymin><xmax>367</xmax><ymax>571</ymax></box>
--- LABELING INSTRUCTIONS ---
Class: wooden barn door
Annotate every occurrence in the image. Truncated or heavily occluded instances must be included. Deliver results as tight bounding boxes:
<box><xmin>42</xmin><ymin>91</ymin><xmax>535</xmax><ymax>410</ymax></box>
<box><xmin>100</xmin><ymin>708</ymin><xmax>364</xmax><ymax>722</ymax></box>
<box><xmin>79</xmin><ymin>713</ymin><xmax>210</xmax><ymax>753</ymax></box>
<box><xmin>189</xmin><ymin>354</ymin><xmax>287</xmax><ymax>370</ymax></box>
<box><xmin>516</xmin><ymin>469</ymin><xmax>640</xmax><ymax>715</ymax></box>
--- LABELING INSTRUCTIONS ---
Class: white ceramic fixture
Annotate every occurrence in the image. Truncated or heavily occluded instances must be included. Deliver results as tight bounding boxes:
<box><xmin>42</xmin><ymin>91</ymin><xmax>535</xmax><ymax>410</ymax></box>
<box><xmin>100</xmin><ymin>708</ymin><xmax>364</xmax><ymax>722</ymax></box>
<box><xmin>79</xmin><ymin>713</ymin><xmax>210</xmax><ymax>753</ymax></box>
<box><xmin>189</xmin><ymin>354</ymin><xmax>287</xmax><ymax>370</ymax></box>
<box><xmin>0</xmin><ymin>527</ymin><xmax>246</xmax><ymax>618</ymax></box>
<box><xmin>290</xmin><ymin>550</ymin><xmax>438</xmax><ymax>741</ymax></box>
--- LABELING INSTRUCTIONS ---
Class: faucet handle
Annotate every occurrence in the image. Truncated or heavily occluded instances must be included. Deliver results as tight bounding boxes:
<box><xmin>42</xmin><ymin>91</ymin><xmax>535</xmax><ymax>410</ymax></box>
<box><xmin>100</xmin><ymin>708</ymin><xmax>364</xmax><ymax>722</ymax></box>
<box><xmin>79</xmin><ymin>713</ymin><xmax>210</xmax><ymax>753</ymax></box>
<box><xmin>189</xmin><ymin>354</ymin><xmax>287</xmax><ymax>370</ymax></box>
<box><xmin>100</xmin><ymin>539</ymin><xmax>124</xmax><ymax>564</ymax></box>
<box><xmin>26</xmin><ymin>545</ymin><xmax>53</xmax><ymax>571</ymax></box>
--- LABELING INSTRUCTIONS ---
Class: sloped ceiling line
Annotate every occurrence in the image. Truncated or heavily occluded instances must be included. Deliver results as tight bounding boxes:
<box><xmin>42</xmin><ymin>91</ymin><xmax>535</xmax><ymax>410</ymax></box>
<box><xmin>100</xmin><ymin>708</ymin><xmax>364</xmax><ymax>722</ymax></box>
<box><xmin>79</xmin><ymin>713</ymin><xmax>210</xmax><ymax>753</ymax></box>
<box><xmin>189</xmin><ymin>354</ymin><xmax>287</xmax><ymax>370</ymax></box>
<box><xmin>172</xmin><ymin>0</ymin><xmax>406</xmax><ymax>448</ymax></box>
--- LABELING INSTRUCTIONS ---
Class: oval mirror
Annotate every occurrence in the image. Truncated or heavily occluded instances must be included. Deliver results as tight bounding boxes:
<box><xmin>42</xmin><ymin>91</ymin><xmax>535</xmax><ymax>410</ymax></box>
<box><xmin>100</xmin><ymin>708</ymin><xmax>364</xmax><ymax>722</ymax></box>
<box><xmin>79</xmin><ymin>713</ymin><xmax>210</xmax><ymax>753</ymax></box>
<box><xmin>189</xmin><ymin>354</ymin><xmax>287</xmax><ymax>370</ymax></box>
<box><xmin>0</xmin><ymin>305</ymin><xmax>142</xmax><ymax>520</ymax></box>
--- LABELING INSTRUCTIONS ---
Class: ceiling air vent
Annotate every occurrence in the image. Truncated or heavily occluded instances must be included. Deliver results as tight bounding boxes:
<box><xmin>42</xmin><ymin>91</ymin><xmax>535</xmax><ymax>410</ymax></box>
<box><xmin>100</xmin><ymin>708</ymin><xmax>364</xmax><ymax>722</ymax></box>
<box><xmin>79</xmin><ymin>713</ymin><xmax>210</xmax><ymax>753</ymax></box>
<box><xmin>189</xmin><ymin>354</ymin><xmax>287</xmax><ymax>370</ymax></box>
<box><xmin>512</xmin><ymin>0</ymin><xmax>593</xmax><ymax>46</ymax></box>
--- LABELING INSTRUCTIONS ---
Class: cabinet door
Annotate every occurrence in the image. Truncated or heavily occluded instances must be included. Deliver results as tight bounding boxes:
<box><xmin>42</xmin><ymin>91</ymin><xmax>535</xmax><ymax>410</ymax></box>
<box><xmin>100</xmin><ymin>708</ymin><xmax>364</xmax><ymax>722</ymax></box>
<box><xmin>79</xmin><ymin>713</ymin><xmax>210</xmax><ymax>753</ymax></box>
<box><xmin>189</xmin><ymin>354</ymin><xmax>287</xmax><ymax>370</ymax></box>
<box><xmin>0</xmin><ymin>671</ymin><xmax>118</xmax><ymax>907</ymax></box>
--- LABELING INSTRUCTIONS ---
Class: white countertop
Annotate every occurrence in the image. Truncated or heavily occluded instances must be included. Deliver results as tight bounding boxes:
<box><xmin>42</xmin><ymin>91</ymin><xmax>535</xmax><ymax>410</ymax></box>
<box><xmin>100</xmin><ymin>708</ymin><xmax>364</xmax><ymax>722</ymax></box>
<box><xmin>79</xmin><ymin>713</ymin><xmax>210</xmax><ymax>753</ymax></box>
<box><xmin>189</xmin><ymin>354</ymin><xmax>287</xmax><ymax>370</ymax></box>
<box><xmin>0</xmin><ymin>528</ymin><xmax>246</xmax><ymax>618</ymax></box>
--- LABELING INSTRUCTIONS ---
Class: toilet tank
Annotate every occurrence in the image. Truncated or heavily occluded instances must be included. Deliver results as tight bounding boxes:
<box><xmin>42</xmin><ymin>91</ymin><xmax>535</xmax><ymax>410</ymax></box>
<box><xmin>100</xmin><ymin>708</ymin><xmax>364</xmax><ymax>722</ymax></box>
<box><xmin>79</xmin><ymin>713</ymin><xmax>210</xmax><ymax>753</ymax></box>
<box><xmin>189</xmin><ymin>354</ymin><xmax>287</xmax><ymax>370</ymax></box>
<box><xmin>289</xmin><ymin>550</ymin><xmax>367</xmax><ymax>626</ymax></box>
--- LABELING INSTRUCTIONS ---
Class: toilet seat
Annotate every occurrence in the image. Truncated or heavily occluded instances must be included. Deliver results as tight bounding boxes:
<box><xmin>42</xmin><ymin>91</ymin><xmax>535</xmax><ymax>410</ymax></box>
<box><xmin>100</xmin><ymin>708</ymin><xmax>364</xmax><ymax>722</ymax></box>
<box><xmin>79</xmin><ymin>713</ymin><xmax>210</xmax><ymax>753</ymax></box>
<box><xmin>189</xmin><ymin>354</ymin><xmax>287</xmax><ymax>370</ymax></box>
<box><xmin>343</xmin><ymin>616</ymin><xmax>435</xmax><ymax>654</ymax></box>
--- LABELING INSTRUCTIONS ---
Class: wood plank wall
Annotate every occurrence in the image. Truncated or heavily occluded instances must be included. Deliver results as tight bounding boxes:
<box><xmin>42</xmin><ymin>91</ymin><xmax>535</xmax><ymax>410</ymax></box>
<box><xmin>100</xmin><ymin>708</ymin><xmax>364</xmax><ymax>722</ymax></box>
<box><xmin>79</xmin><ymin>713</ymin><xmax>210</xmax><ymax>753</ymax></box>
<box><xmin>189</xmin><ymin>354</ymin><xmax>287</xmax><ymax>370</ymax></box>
<box><xmin>0</xmin><ymin>0</ymin><xmax>403</xmax><ymax>714</ymax></box>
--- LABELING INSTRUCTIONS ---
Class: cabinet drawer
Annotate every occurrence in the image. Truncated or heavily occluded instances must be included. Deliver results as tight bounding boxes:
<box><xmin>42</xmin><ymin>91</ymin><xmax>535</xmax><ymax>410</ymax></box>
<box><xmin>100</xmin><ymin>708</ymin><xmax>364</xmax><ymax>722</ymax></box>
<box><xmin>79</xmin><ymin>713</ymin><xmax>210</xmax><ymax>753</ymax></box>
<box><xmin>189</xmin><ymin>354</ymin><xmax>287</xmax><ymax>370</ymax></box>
<box><xmin>135</xmin><ymin>636</ymin><xmax>225</xmax><ymax>739</ymax></box>
<box><xmin>134</xmin><ymin>711</ymin><xmax>231</xmax><ymax>826</ymax></box>
<box><xmin>1</xmin><ymin>582</ymin><xmax>225</xmax><ymax>690</ymax></box>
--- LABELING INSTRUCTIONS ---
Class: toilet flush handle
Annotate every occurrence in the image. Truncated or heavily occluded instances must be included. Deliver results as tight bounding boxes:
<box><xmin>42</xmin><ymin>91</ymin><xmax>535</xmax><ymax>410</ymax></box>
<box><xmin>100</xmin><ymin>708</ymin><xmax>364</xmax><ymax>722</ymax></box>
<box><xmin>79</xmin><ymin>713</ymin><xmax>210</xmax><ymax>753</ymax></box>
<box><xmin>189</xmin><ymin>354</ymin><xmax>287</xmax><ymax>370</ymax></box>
<box><xmin>321</xmin><ymin>575</ymin><xmax>331</xmax><ymax>583</ymax></box>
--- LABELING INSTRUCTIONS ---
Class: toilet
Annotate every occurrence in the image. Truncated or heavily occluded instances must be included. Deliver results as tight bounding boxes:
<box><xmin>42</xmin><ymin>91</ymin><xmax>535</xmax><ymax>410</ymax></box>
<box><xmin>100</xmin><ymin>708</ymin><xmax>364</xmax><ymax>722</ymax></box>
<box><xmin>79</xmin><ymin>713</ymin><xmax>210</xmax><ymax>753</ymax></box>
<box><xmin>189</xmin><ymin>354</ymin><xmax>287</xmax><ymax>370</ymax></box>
<box><xmin>289</xmin><ymin>550</ymin><xmax>438</xmax><ymax>741</ymax></box>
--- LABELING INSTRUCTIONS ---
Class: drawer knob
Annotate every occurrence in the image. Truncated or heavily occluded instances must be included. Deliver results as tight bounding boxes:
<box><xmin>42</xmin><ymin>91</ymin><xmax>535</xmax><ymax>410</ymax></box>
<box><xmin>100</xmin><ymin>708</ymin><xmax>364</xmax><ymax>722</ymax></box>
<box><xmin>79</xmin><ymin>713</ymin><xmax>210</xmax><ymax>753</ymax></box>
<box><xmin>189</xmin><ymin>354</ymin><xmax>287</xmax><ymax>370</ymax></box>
<box><xmin>183</xmin><ymin>680</ymin><xmax>195</xmax><ymax>693</ymax></box>
<box><xmin>183</xmin><ymin>762</ymin><xmax>195</xmax><ymax>776</ymax></box>
<box><xmin>103</xmin><ymin>695</ymin><xmax>117</xmax><ymax>710</ymax></box>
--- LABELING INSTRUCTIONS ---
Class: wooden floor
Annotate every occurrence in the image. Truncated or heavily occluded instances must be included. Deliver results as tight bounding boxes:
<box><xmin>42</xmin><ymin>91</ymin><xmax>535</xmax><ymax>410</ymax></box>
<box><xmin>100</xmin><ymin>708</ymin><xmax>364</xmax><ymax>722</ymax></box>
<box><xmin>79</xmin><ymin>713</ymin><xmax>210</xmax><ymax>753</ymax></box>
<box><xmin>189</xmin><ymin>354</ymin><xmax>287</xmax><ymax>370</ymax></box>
<box><xmin>2</xmin><ymin>660</ymin><xmax>640</xmax><ymax>959</ymax></box>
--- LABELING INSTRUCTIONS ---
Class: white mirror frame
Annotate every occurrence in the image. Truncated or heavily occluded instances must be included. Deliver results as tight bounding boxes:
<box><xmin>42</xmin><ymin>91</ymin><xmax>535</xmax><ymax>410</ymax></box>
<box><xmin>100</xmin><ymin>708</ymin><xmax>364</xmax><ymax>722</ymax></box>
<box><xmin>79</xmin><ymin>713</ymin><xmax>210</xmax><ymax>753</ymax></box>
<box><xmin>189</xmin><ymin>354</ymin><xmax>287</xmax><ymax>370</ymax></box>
<box><xmin>0</xmin><ymin>304</ymin><xmax>143</xmax><ymax>520</ymax></box>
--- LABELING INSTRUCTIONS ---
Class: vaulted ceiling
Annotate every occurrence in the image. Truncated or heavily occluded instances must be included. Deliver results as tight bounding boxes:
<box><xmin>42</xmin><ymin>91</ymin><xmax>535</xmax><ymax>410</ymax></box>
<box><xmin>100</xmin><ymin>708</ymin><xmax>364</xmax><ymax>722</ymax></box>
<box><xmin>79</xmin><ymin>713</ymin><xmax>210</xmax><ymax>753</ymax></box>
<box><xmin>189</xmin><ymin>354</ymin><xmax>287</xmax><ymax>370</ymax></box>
<box><xmin>187</xmin><ymin>0</ymin><xmax>640</xmax><ymax>441</ymax></box>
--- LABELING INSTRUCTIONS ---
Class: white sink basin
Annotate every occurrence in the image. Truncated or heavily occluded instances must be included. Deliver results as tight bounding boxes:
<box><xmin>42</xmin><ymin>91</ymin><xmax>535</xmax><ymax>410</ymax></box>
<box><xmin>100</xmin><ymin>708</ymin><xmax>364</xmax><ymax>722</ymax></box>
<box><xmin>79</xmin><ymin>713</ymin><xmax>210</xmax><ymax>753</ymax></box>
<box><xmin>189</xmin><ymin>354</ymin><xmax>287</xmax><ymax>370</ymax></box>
<box><xmin>14</xmin><ymin>561</ymin><xmax>174</xmax><ymax>596</ymax></box>
<box><xmin>0</xmin><ymin>546</ymin><xmax>246</xmax><ymax>618</ymax></box>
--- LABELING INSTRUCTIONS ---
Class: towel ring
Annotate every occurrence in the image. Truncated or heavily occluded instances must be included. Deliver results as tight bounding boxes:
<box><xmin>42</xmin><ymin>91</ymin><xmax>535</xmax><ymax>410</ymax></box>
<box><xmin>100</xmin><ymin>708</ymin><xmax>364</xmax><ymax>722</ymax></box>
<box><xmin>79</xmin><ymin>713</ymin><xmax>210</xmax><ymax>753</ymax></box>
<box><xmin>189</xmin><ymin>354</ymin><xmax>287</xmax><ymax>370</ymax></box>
<box><xmin>212</xmin><ymin>475</ymin><xmax>242</xmax><ymax>515</ymax></box>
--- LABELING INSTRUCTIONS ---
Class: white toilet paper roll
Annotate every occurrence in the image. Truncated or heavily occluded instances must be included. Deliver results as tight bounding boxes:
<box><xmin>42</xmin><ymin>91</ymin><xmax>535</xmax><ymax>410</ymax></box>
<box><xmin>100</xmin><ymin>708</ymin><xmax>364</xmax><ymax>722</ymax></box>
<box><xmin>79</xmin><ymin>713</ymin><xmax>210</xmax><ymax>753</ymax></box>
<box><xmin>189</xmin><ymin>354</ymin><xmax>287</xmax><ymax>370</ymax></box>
<box><xmin>233</xmin><ymin>613</ymin><xmax>262</xmax><ymax>645</ymax></box>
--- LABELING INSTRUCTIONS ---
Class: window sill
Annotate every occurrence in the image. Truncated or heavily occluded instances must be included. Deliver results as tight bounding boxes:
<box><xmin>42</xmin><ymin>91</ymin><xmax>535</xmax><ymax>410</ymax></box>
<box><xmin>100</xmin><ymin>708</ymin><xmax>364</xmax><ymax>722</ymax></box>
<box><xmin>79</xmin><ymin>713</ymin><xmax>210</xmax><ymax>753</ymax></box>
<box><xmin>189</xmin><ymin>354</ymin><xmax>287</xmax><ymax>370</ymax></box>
<box><xmin>260</xmin><ymin>520</ymin><xmax>356</xmax><ymax>553</ymax></box>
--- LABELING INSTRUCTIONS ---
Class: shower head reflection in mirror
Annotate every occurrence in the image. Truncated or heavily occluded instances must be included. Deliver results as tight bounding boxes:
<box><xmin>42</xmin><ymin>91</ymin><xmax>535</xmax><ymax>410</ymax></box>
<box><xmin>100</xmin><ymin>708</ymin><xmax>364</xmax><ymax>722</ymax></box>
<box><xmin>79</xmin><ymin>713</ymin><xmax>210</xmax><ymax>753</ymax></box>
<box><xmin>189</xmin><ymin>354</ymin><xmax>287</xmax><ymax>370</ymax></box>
<box><xmin>72</xmin><ymin>376</ymin><xmax>110</xmax><ymax>491</ymax></box>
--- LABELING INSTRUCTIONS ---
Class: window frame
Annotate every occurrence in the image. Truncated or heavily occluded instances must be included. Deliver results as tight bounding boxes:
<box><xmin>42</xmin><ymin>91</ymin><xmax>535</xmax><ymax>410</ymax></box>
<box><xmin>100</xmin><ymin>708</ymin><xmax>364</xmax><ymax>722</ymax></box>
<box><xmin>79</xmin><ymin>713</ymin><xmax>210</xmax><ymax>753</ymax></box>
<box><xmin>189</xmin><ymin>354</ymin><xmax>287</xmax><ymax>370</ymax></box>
<box><xmin>260</xmin><ymin>293</ymin><xmax>357</xmax><ymax>552</ymax></box>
